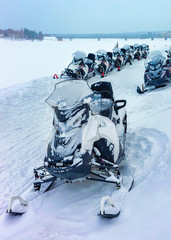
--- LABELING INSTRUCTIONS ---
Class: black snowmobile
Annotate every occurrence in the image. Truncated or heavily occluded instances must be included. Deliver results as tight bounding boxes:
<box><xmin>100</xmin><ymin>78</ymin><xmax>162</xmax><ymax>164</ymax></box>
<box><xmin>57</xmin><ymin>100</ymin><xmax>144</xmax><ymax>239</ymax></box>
<box><xmin>61</xmin><ymin>51</ymin><xmax>96</xmax><ymax>80</ymax></box>
<box><xmin>141</xmin><ymin>44</ymin><xmax>149</xmax><ymax>59</ymax></box>
<box><xmin>32</xmin><ymin>80</ymin><xmax>133</xmax><ymax>218</ymax></box>
<box><xmin>120</xmin><ymin>45</ymin><xmax>134</xmax><ymax>65</ymax></box>
<box><xmin>133</xmin><ymin>43</ymin><xmax>142</xmax><ymax>60</ymax></box>
<box><xmin>137</xmin><ymin>50</ymin><xmax>171</xmax><ymax>94</ymax></box>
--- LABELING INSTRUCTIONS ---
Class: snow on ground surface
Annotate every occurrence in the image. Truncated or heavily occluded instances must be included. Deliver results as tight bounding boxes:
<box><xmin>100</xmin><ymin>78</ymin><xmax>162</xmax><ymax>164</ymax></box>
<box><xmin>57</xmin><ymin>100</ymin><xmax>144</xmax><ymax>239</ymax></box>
<box><xmin>0</xmin><ymin>38</ymin><xmax>171</xmax><ymax>240</ymax></box>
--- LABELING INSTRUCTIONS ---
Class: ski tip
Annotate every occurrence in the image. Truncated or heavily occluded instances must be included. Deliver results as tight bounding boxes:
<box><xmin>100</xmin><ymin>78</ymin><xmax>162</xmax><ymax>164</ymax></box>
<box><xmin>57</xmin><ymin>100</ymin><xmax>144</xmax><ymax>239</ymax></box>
<box><xmin>98</xmin><ymin>211</ymin><xmax>121</xmax><ymax>219</ymax></box>
<box><xmin>137</xmin><ymin>86</ymin><xmax>144</xmax><ymax>94</ymax></box>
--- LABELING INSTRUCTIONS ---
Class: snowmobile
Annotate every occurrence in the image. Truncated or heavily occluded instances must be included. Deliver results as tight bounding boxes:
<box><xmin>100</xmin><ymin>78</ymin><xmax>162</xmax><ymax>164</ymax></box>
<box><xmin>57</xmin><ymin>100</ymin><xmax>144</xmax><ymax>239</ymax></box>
<box><xmin>95</xmin><ymin>49</ymin><xmax>110</xmax><ymax>77</ymax></box>
<box><xmin>120</xmin><ymin>45</ymin><xmax>134</xmax><ymax>65</ymax></box>
<box><xmin>112</xmin><ymin>47</ymin><xmax>125</xmax><ymax>71</ymax></box>
<box><xmin>31</xmin><ymin>80</ymin><xmax>133</xmax><ymax>218</ymax></box>
<box><xmin>137</xmin><ymin>50</ymin><xmax>171</xmax><ymax>94</ymax></box>
<box><xmin>133</xmin><ymin>43</ymin><xmax>142</xmax><ymax>60</ymax></box>
<box><xmin>106</xmin><ymin>52</ymin><xmax>115</xmax><ymax>72</ymax></box>
<box><xmin>141</xmin><ymin>44</ymin><xmax>149</xmax><ymax>59</ymax></box>
<box><xmin>61</xmin><ymin>51</ymin><xmax>96</xmax><ymax>80</ymax></box>
<box><xmin>166</xmin><ymin>46</ymin><xmax>171</xmax><ymax>67</ymax></box>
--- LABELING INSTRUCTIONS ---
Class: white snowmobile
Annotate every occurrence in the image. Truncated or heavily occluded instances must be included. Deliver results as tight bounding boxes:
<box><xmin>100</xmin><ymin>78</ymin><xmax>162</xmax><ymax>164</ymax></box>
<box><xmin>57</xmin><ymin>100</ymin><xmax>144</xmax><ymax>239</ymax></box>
<box><xmin>32</xmin><ymin>80</ymin><xmax>133</xmax><ymax>218</ymax></box>
<box><xmin>112</xmin><ymin>47</ymin><xmax>125</xmax><ymax>71</ymax></box>
<box><xmin>141</xmin><ymin>44</ymin><xmax>149</xmax><ymax>59</ymax></box>
<box><xmin>7</xmin><ymin>80</ymin><xmax>133</xmax><ymax>218</ymax></box>
<box><xmin>133</xmin><ymin>43</ymin><xmax>142</xmax><ymax>61</ymax></box>
<box><xmin>95</xmin><ymin>49</ymin><xmax>110</xmax><ymax>77</ymax></box>
<box><xmin>61</xmin><ymin>51</ymin><xmax>96</xmax><ymax>80</ymax></box>
<box><xmin>137</xmin><ymin>51</ymin><xmax>171</xmax><ymax>94</ymax></box>
<box><xmin>120</xmin><ymin>45</ymin><xmax>134</xmax><ymax>66</ymax></box>
<box><xmin>106</xmin><ymin>51</ymin><xmax>115</xmax><ymax>72</ymax></box>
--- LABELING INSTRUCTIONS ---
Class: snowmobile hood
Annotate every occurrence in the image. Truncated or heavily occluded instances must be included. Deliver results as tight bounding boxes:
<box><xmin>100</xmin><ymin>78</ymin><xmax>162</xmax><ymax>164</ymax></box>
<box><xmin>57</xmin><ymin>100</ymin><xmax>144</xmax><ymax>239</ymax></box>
<box><xmin>46</xmin><ymin>80</ymin><xmax>93</xmax><ymax>110</ymax></box>
<box><xmin>145</xmin><ymin>51</ymin><xmax>166</xmax><ymax>70</ymax></box>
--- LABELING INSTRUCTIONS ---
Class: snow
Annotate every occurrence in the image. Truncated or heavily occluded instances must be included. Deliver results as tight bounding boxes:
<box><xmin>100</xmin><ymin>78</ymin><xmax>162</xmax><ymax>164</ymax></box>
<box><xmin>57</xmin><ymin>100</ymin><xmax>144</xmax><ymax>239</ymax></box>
<box><xmin>0</xmin><ymin>38</ymin><xmax>171</xmax><ymax>240</ymax></box>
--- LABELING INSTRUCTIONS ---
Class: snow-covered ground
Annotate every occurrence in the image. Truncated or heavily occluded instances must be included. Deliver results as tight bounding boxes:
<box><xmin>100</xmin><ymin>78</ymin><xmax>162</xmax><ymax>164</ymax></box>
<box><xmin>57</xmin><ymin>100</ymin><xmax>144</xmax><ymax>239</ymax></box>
<box><xmin>0</xmin><ymin>38</ymin><xmax>171</xmax><ymax>240</ymax></box>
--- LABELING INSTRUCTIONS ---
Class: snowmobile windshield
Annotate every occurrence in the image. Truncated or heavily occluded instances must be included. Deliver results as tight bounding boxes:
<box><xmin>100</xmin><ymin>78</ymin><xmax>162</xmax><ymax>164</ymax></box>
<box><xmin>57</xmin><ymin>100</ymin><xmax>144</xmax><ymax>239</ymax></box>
<box><xmin>46</xmin><ymin>80</ymin><xmax>93</xmax><ymax>110</ymax></box>
<box><xmin>122</xmin><ymin>45</ymin><xmax>131</xmax><ymax>51</ymax></box>
<box><xmin>96</xmin><ymin>49</ymin><xmax>107</xmax><ymax>55</ymax></box>
<box><xmin>145</xmin><ymin>51</ymin><xmax>166</xmax><ymax>70</ymax></box>
<box><xmin>141</xmin><ymin>44</ymin><xmax>148</xmax><ymax>49</ymax></box>
<box><xmin>112</xmin><ymin>47</ymin><xmax>120</xmax><ymax>53</ymax></box>
<box><xmin>72</xmin><ymin>51</ymin><xmax>86</xmax><ymax>61</ymax></box>
<box><xmin>53</xmin><ymin>103</ymin><xmax>89</xmax><ymax>132</ymax></box>
<box><xmin>133</xmin><ymin>43</ymin><xmax>140</xmax><ymax>49</ymax></box>
<box><xmin>46</xmin><ymin>80</ymin><xmax>95</xmax><ymax>132</ymax></box>
<box><xmin>96</xmin><ymin>50</ymin><xmax>107</xmax><ymax>59</ymax></box>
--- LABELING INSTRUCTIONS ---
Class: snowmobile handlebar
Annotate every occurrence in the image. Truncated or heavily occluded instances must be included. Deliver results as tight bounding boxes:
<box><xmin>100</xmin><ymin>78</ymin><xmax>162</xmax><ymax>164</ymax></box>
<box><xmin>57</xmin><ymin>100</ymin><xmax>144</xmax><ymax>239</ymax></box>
<box><xmin>115</xmin><ymin>100</ymin><xmax>126</xmax><ymax>110</ymax></box>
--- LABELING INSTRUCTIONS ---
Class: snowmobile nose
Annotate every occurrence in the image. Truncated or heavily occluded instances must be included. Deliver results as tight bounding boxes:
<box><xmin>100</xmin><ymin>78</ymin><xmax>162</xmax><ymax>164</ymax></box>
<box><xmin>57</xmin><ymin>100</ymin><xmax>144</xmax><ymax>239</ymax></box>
<box><xmin>151</xmin><ymin>70</ymin><xmax>161</xmax><ymax>79</ymax></box>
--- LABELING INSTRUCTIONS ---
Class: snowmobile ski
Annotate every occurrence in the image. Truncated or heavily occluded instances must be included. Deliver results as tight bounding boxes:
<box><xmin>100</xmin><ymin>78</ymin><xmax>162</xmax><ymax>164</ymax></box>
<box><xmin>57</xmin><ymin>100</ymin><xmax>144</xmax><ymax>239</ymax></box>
<box><xmin>137</xmin><ymin>84</ymin><xmax>168</xmax><ymax>94</ymax></box>
<box><xmin>6</xmin><ymin>196</ymin><xmax>28</xmax><ymax>216</ymax></box>
<box><xmin>99</xmin><ymin>176</ymin><xmax>134</xmax><ymax>219</ymax></box>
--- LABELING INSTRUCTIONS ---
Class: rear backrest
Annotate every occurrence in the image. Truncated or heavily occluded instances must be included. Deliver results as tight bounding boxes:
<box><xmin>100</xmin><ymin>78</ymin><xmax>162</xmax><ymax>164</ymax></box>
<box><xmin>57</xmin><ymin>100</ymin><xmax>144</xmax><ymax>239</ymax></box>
<box><xmin>88</xmin><ymin>53</ymin><xmax>95</xmax><ymax>62</ymax></box>
<box><xmin>107</xmin><ymin>52</ymin><xmax>113</xmax><ymax>59</ymax></box>
<box><xmin>91</xmin><ymin>81</ymin><xmax>114</xmax><ymax>101</ymax></box>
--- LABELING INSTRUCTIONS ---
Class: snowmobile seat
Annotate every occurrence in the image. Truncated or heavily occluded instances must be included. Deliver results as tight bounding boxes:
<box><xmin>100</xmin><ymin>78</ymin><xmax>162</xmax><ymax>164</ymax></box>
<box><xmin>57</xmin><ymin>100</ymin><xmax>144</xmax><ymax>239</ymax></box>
<box><xmin>91</xmin><ymin>81</ymin><xmax>114</xmax><ymax>101</ymax></box>
<box><xmin>88</xmin><ymin>53</ymin><xmax>95</xmax><ymax>62</ymax></box>
<box><xmin>107</xmin><ymin>52</ymin><xmax>113</xmax><ymax>59</ymax></box>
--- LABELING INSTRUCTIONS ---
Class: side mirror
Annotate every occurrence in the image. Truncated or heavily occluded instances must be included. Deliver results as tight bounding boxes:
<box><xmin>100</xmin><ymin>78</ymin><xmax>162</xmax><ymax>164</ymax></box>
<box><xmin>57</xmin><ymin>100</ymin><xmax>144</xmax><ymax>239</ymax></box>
<box><xmin>115</xmin><ymin>100</ymin><xmax>126</xmax><ymax>110</ymax></box>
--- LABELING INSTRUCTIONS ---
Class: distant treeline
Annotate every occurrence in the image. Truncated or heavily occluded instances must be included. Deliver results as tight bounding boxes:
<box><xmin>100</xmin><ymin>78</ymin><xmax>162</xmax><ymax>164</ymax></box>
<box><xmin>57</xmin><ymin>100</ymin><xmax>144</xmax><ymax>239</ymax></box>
<box><xmin>0</xmin><ymin>28</ymin><xmax>44</xmax><ymax>40</ymax></box>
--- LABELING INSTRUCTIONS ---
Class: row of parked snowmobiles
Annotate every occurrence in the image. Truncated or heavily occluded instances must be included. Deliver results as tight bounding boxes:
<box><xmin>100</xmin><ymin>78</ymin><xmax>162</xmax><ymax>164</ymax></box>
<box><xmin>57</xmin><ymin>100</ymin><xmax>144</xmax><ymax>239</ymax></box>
<box><xmin>137</xmin><ymin>47</ymin><xmax>171</xmax><ymax>94</ymax></box>
<box><xmin>113</xmin><ymin>43</ymin><xmax>149</xmax><ymax>70</ymax></box>
<box><xmin>54</xmin><ymin>43</ymin><xmax>149</xmax><ymax>80</ymax></box>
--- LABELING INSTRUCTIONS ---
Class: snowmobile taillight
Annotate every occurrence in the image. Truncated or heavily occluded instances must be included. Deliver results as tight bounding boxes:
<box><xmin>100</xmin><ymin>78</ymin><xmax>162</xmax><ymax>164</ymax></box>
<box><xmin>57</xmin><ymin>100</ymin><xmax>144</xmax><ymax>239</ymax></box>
<box><xmin>101</xmin><ymin>72</ymin><xmax>104</xmax><ymax>77</ymax></box>
<box><xmin>138</xmin><ymin>57</ymin><xmax>140</xmax><ymax>60</ymax></box>
<box><xmin>118</xmin><ymin>67</ymin><xmax>120</xmax><ymax>71</ymax></box>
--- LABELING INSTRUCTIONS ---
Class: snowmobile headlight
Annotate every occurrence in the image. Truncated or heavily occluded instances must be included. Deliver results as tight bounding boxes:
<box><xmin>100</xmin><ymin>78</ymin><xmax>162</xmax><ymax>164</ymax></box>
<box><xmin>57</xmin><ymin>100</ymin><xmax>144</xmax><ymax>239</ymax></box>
<box><xmin>149</xmin><ymin>65</ymin><xmax>155</xmax><ymax>71</ymax></box>
<box><xmin>155</xmin><ymin>63</ymin><xmax>161</xmax><ymax>70</ymax></box>
<box><xmin>56</xmin><ymin>162</ymin><xmax>63</xmax><ymax>167</ymax></box>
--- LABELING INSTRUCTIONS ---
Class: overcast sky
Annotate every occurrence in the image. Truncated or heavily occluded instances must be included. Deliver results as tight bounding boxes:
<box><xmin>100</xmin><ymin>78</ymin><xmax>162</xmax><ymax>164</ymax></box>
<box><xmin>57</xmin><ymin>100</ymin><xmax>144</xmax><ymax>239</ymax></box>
<box><xmin>0</xmin><ymin>0</ymin><xmax>170</xmax><ymax>34</ymax></box>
